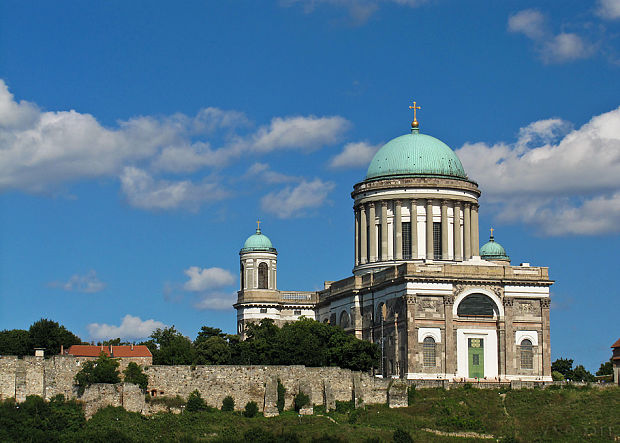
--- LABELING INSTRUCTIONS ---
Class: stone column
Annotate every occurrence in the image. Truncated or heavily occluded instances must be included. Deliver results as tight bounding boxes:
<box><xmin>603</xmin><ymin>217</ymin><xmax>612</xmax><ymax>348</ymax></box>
<box><xmin>441</xmin><ymin>200</ymin><xmax>448</xmax><ymax>260</ymax></box>
<box><xmin>444</xmin><ymin>296</ymin><xmax>456</xmax><ymax>376</ymax></box>
<box><xmin>406</xmin><ymin>295</ymin><xmax>417</xmax><ymax>375</ymax></box>
<box><xmin>393</xmin><ymin>313</ymin><xmax>400</xmax><ymax>376</ymax></box>
<box><xmin>360</xmin><ymin>205</ymin><xmax>367</xmax><ymax>264</ymax></box>
<box><xmin>369</xmin><ymin>202</ymin><xmax>377</xmax><ymax>262</ymax></box>
<box><xmin>394</xmin><ymin>200</ymin><xmax>402</xmax><ymax>260</ymax></box>
<box><xmin>425</xmin><ymin>199</ymin><xmax>434</xmax><ymax>260</ymax></box>
<box><xmin>354</xmin><ymin>207</ymin><xmax>359</xmax><ymax>266</ymax></box>
<box><xmin>410</xmin><ymin>199</ymin><xmax>418</xmax><ymax>259</ymax></box>
<box><xmin>381</xmin><ymin>201</ymin><xmax>388</xmax><ymax>261</ymax></box>
<box><xmin>541</xmin><ymin>298</ymin><xmax>551</xmax><ymax>378</ymax></box>
<box><xmin>453</xmin><ymin>202</ymin><xmax>462</xmax><ymax>261</ymax></box>
<box><xmin>463</xmin><ymin>203</ymin><xmax>471</xmax><ymax>259</ymax></box>
<box><xmin>504</xmin><ymin>298</ymin><xmax>515</xmax><ymax>378</ymax></box>
<box><xmin>471</xmin><ymin>204</ymin><xmax>480</xmax><ymax>256</ymax></box>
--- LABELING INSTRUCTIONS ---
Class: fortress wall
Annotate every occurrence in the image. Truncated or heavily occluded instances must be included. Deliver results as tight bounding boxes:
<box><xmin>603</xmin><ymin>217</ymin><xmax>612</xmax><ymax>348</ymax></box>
<box><xmin>0</xmin><ymin>357</ymin><xmax>17</xmax><ymax>400</ymax></box>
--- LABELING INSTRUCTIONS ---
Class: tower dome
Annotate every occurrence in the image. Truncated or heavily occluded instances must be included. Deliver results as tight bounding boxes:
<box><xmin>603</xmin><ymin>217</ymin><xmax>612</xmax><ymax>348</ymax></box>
<box><xmin>366</xmin><ymin>128</ymin><xmax>467</xmax><ymax>180</ymax></box>
<box><xmin>241</xmin><ymin>227</ymin><xmax>275</xmax><ymax>253</ymax></box>
<box><xmin>480</xmin><ymin>231</ymin><xmax>510</xmax><ymax>262</ymax></box>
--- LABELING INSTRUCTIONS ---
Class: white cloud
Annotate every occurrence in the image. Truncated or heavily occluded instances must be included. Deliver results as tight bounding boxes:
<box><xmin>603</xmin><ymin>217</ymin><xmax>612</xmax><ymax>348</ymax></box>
<box><xmin>281</xmin><ymin>0</ymin><xmax>427</xmax><ymax>23</ymax></box>
<box><xmin>597</xmin><ymin>0</ymin><xmax>620</xmax><ymax>20</ymax></box>
<box><xmin>456</xmin><ymin>106</ymin><xmax>620</xmax><ymax>235</ymax></box>
<box><xmin>193</xmin><ymin>292</ymin><xmax>236</xmax><ymax>311</ymax></box>
<box><xmin>87</xmin><ymin>314</ymin><xmax>166</xmax><ymax>340</ymax></box>
<box><xmin>48</xmin><ymin>270</ymin><xmax>105</xmax><ymax>294</ymax></box>
<box><xmin>183</xmin><ymin>266</ymin><xmax>235</xmax><ymax>292</ymax></box>
<box><xmin>244</xmin><ymin>162</ymin><xmax>300</xmax><ymax>183</ymax></box>
<box><xmin>261</xmin><ymin>178</ymin><xmax>335</xmax><ymax>218</ymax></box>
<box><xmin>508</xmin><ymin>9</ymin><xmax>594</xmax><ymax>64</ymax></box>
<box><xmin>120</xmin><ymin>167</ymin><xmax>228</xmax><ymax>210</ymax></box>
<box><xmin>329</xmin><ymin>141</ymin><xmax>381</xmax><ymax>168</ymax></box>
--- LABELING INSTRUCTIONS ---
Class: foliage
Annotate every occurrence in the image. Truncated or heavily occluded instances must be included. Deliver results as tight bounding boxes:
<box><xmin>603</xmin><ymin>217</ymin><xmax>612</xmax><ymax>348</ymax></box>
<box><xmin>596</xmin><ymin>359</ymin><xmax>613</xmax><ymax>376</ymax></box>
<box><xmin>572</xmin><ymin>364</ymin><xmax>595</xmax><ymax>382</ymax></box>
<box><xmin>0</xmin><ymin>329</ymin><xmax>31</xmax><ymax>356</ymax></box>
<box><xmin>406</xmin><ymin>385</ymin><xmax>415</xmax><ymax>406</ymax></box>
<box><xmin>277</xmin><ymin>379</ymin><xmax>286</xmax><ymax>413</ymax></box>
<box><xmin>144</xmin><ymin>326</ymin><xmax>196</xmax><ymax>365</ymax></box>
<box><xmin>74</xmin><ymin>352</ymin><xmax>121</xmax><ymax>396</ymax></box>
<box><xmin>102</xmin><ymin>338</ymin><xmax>132</xmax><ymax>346</ymax></box>
<box><xmin>29</xmin><ymin>318</ymin><xmax>82</xmax><ymax>356</ymax></box>
<box><xmin>551</xmin><ymin>370</ymin><xmax>564</xmax><ymax>381</ymax></box>
<box><xmin>551</xmin><ymin>358</ymin><xmax>574</xmax><ymax>379</ymax></box>
<box><xmin>195</xmin><ymin>336</ymin><xmax>231</xmax><ymax>365</ymax></box>
<box><xmin>145</xmin><ymin>395</ymin><xmax>186</xmax><ymax>409</ymax></box>
<box><xmin>294</xmin><ymin>392</ymin><xmax>310</xmax><ymax>412</ymax></box>
<box><xmin>221</xmin><ymin>395</ymin><xmax>235</xmax><ymax>411</ymax></box>
<box><xmin>122</xmin><ymin>362</ymin><xmax>148</xmax><ymax>391</ymax></box>
<box><xmin>334</xmin><ymin>400</ymin><xmax>355</xmax><ymax>413</ymax></box>
<box><xmin>392</xmin><ymin>429</ymin><xmax>414</xmax><ymax>443</ymax></box>
<box><xmin>243</xmin><ymin>401</ymin><xmax>259</xmax><ymax>417</ymax></box>
<box><xmin>185</xmin><ymin>390</ymin><xmax>207</xmax><ymax>412</ymax></box>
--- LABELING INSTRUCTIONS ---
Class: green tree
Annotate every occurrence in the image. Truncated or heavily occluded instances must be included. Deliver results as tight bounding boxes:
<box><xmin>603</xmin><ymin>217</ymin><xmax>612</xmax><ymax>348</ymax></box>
<box><xmin>122</xmin><ymin>362</ymin><xmax>148</xmax><ymax>391</ymax></box>
<box><xmin>572</xmin><ymin>365</ymin><xmax>595</xmax><ymax>382</ymax></box>
<box><xmin>29</xmin><ymin>318</ymin><xmax>82</xmax><ymax>356</ymax></box>
<box><xmin>145</xmin><ymin>326</ymin><xmax>196</xmax><ymax>365</ymax></box>
<box><xmin>551</xmin><ymin>358</ymin><xmax>574</xmax><ymax>380</ymax></box>
<box><xmin>0</xmin><ymin>329</ymin><xmax>31</xmax><ymax>356</ymax></box>
<box><xmin>596</xmin><ymin>359</ymin><xmax>613</xmax><ymax>376</ymax></box>
<box><xmin>74</xmin><ymin>352</ymin><xmax>121</xmax><ymax>396</ymax></box>
<box><xmin>277</xmin><ymin>379</ymin><xmax>286</xmax><ymax>413</ymax></box>
<box><xmin>244</xmin><ymin>401</ymin><xmax>259</xmax><ymax>417</ymax></box>
<box><xmin>194</xmin><ymin>336</ymin><xmax>231</xmax><ymax>365</ymax></box>
<box><xmin>102</xmin><ymin>338</ymin><xmax>132</xmax><ymax>346</ymax></box>
<box><xmin>186</xmin><ymin>390</ymin><xmax>206</xmax><ymax>412</ymax></box>
<box><xmin>221</xmin><ymin>395</ymin><xmax>234</xmax><ymax>411</ymax></box>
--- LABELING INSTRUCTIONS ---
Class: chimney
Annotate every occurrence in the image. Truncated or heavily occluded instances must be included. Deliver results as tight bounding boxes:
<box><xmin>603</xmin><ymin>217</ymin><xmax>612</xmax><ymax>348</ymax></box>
<box><xmin>60</xmin><ymin>344</ymin><xmax>64</xmax><ymax>355</ymax></box>
<box><xmin>109</xmin><ymin>345</ymin><xmax>113</xmax><ymax>357</ymax></box>
<box><xmin>131</xmin><ymin>343</ymin><xmax>134</xmax><ymax>351</ymax></box>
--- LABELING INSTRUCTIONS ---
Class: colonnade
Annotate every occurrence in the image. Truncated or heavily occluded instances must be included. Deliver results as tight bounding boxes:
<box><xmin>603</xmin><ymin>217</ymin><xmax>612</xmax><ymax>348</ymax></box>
<box><xmin>354</xmin><ymin>199</ymin><xmax>479</xmax><ymax>266</ymax></box>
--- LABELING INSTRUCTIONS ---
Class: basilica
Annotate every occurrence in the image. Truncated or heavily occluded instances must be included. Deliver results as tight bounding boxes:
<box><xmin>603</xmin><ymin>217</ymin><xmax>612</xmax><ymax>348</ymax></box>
<box><xmin>234</xmin><ymin>108</ymin><xmax>553</xmax><ymax>382</ymax></box>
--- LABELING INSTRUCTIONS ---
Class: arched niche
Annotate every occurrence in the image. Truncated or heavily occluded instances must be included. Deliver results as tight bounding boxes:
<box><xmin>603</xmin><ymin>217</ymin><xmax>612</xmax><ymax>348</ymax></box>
<box><xmin>340</xmin><ymin>310</ymin><xmax>351</xmax><ymax>328</ymax></box>
<box><xmin>453</xmin><ymin>290</ymin><xmax>503</xmax><ymax>318</ymax></box>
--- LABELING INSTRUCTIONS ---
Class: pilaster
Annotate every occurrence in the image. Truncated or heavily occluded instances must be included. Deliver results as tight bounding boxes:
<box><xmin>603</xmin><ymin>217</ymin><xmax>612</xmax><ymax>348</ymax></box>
<box><xmin>360</xmin><ymin>205</ymin><xmax>367</xmax><ymax>264</ymax></box>
<box><xmin>381</xmin><ymin>201</ymin><xmax>388</xmax><ymax>261</ymax></box>
<box><xmin>463</xmin><ymin>203</ymin><xmax>471</xmax><ymax>259</ymax></box>
<box><xmin>441</xmin><ymin>200</ymin><xmax>448</xmax><ymax>260</ymax></box>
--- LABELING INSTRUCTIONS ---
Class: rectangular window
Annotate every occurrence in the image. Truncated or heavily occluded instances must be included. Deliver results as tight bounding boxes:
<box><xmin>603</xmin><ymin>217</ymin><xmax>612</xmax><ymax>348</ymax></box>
<box><xmin>433</xmin><ymin>222</ymin><xmax>442</xmax><ymax>260</ymax></box>
<box><xmin>402</xmin><ymin>222</ymin><xmax>411</xmax><ymax>259</ymax></box>
<box><xmin>260</xmin><ymin>308</ymin><xmax>267</xmax><ymax>314</ymax></box>
<box><xmin>377</xmin><ymin>225</ymin><xmax>382</xmax><ymax>259</ymax></box>
<box><xmin>294</xmin><ymin>310</ymin><xmax>301</xmax><ymax>316</ymax></box>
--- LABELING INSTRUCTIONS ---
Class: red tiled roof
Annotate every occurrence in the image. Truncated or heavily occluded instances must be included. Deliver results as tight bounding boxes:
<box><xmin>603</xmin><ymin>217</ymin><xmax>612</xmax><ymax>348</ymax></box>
<box><xmin>611</xmin><ymin>338</ymin><xmax>620</xmax><ymax>348</ymax></box>
<box><xmin>66</xmin><ymin>345</ymin><xmax>152</xmax><ymax>358</ymax></box>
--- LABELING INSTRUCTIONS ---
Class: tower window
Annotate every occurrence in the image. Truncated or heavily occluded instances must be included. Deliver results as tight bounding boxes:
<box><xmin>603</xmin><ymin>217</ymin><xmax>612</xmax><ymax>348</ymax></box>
<box><xmin>240</xmin><ymin>264</ymin><xmax>245</xmax><ymax>290</ymax></box>
<box><xmin>433</xmin><ymin>222</ymin><xmax>442</xmax><ymax>260</ymax></box>
<box><xmin>423</xmin><ymin>336</ymin><xmax>436</xmax><ymax>367</ymax></box>
<box><xmin>258</xmin><ymin>262</ymin><xmax>268</xmax><ymax>289</ymax></box>
<box><xmin>520</xmin><ymin>339</ymin><xmax>533</xmax><ymax>369</ymax></box>
<box><xmin>402</xmin><ymin>222</ymin><xmax>411</xmax><ymax>259</ymax></box>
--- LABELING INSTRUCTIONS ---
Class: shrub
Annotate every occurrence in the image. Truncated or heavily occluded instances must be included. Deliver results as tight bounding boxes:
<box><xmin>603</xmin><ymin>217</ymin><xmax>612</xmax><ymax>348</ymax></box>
<box><xmin>146</xmin><ymin>395</ymin><xmax>185</xmax><ymax>409</ymax></box>
<box><xmin>552</xmin><ymin>371</ymin><xmax>564</xmax><ymax>381</ymax></box>
<box><xmin>122</xmin><ymin>362</ymin><xmax>148</xmax><ymax>391</ymax></box>
<box><xmin>334</xmin><ymin>400</ymin><xmax>354</xmax><ymax>413</ymax></box>
<box><xmin>294</xmin><ymin>392</ymin><xmax>310</xmax><ymax>412</ymax></box>
<box><xmin>407</xmin><ymin>385</ymin><xmax>415</xmax><ymax>406</ymax></box>
<box><xmin>277</xmin><ymin>379</ymin><xmax>286</xmax><ymax>413</ymax></box>
<box><xmin>74</xmin><ymin>352</ymin><xmax>120</xmax><ymax>396</ymax></box>
<box><xmin>244</xmin><ymin>401</ymin><xmax>259</xmax><ymax>417</ymax></box>
<box><xmin>392</xmin><ymin>429</ymin><xmax>413</xmax><ymax>443</ymax></box>
<box><xmin>221</xmin><ymin>395</ymin><xmax>235</xmax><ymax>411</ymax></box>
<box><xmin>186</xmin><ymin>390</ymin><xmax>206</xmax><ymax>412</ymax></box>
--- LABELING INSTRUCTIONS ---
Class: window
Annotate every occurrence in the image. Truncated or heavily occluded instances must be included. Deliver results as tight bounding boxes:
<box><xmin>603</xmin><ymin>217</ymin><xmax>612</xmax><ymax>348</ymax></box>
<box><xmin>340</xmin><ymin>311</ymin><xmax>350</xmax><ymax>328</ymax></box>
<box><xmin>433</xmin><ymin>222</ymin><xmax>442</xmax><ymax>259</ymax></box>
<box><xmin>260</xmin><ymin>308</ymin><xmax>267</xmax><ymax>314</ymax></box>
<box><xmin>258</xmin><ymin>262</ymin><xmax>268</xmax><ymax>289</ymax></box>
<box><xmin>423</xmin><ymin>337</ymin><xmax>436</xmax><ymax>367</ymax></box>
<box><xmin>457</xmin><ymin>294</ymin><xmax>497</xmax><ymax>317</ymax></box>
<box><xmin>240</xmin><ymin>264</ymin><xmax>245</xmax><ymax>289</ymax></box>
<box><xmin>294</xmin><ymin>310</ymin><xmax>301</xmax><ymax>316</ymax></box>
<box><xmin>402</xmin><ymin>222</ymin><xmax>411</xmax><ymax>259</ymax></box>
<box><xmin>377</xmin><ymin>225</ymin><xmax>382</xmax><ymax>259</ymax></box>
<box><xmin>520</xmin><ymin>339</ymin><xmax>533</xmax><ymax>369</ymax></box>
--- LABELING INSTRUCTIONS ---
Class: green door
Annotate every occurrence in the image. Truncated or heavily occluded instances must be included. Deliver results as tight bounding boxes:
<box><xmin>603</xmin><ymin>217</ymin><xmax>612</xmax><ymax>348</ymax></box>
<box><xmin>468</xmin><ymin>338</ymin><xmax>484</xmax><ymax>378</ymax></box>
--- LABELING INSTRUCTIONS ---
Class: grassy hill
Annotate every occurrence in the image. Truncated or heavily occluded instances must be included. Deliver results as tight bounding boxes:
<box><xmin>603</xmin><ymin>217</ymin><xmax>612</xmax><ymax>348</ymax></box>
<box><xmin>1</xmin><ymin>385</ymin><xmax>618</xmax><ymax>442</ymax></box>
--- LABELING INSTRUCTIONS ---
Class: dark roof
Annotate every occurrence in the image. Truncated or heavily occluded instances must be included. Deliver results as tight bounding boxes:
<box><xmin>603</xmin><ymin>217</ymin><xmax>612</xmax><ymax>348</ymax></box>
<box><xmin>67</xmin><ymin>345</ymin><xmax>152</xmax><ymax>358</ymax></box>
<box><xmin>611</xmin><ymin>338</ymin><xmax>620</xmax><ymax>348</ymax></box>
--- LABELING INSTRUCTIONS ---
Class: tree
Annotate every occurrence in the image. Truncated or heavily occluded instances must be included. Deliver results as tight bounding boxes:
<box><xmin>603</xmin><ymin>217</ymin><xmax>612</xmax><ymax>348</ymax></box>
<box><xmin>145</xmin><ymin>327</ymin><xmax>196</xmax><ymax>365</ymax></box>
<box><xmin>194</xmin><ymin>336</ymin><xmax>231</xmax><ymax>365</ymax></box>
<box><xmin>0</xmin><ymin>329</ymin><xmax>31</xmax><ymax>356</ymax></box>
<box><xmin>572</xmin><ymin>365</ymin><xmax>595</xmax><ymax>382</ymax></box>
<box><xmin>551</xmin><ymin>358</ymin><xmax>574</xmax><ymax>380</ymax></box>
<box><xmin>221</xmin><ymin>396</ymin><xmax>234</xmax><ymax>411</ymax></box>
<box><xmin>74</xmin><ymin>352</ymin><xmax>120</xmax><ymax>396</ymax></box>
<box><xmin>243</xmin><ymin>401</ymin><xmax>259</xmax><ymax>417</ymax></box>
<box><xmin>186</xmin><ymin>390</ymin><xmax>206</xmax><ymax>412</ymax></box>
<box><xmin>29</xmin><ymin>318</ymin><xmax>81</xmax><ymax>356</ymax></box>
<box><xmin>596</xmin><ymin>359</ymin><xmax>613</xmax><ymax>376</ymax></box>
<box><xmin>122</xmin><ymin>362</ymin><xmax>148</xmax><ymax>391</ymax></box>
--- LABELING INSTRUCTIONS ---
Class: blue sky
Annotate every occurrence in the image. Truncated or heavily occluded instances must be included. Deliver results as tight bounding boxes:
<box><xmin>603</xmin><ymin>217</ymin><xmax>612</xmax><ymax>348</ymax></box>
<box><xmin>1</xmin><ymin>0</ymin><xmax>619</xmax><ymax>372</ymax></box>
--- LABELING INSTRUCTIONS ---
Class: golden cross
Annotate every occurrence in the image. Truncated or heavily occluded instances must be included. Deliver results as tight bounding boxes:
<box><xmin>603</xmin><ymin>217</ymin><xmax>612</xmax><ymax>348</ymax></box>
<box><xmin>490</xmin><ymin>227</ymin><xmax>494</xmax><ymax>237</ymax></box>
<box><xmin>256</xmin><ymin>219</ymin><xmax>261</xmax><ymax>230</ymax></box>
<box><xmin>409</xmin><ymin>101</ymin><xmax>421</xmax><ymax>124</ymax></box>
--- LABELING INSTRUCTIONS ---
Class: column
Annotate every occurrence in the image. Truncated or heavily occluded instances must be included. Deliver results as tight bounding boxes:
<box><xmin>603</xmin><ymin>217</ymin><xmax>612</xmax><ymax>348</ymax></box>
<box><xmin>381</xmin><ymin>201</ymin><xmax>388</xmax><ymax>261</ymax></box>
<box><xmin>394</xmin><ymin>200</ymin><xmax>402</xmax><ymax>260</ymax></box>
<box><xmin>360</xmin><ymin>205</ymin><xmax>367</xmax><ymax>264</ymax></box>
<box><xmin>369</xmin><ymin>202</ymin><xmax>377</xmax><ymax>262</ymax></box>
<box><xmin>406</xmin><ymin>296</ymin><xmax>417</xmax><ymax>375</ymax></box>
<box><xmin>354</xmin><ymin>207</ymin><xmax>359</xmax><ymax>266</ymax></box>
<box><xmin>453</xmin><ymin>202</ymin><xmax>462</xmax><ymax>261</ymax></box>
<box><xmin>444</xmin><ymin>296</ymin><xmax>455</xmax><ymax>375</ymax></box>
<box><xmin>441</xmin><ymin>200</ymin><xmax>448</xmax><ymax>260</ymax></box>
<box><xmin>410</xmin><ymin>199</ymin><xmax>418</xmax><ymax>259</ymax></box>
<box><xmin>541</xmin><ymin>299</ymin><xmax>551</xmax><ymax>378</ymax></box>
<box><xmin>426</xmin><ymin>199</ymin><xmax>434</xmax><ymax>260</ymax></box>
<box><xmin>471</xmin><ymin>204</ymin><xmax>480</xmax><ymax>256</ymax></box>
<box><xmin>463</xmin><ymin>203</ymin><xmax>471</xmax><ymax>259</ymax></box>
<box><xmin>504</xmin><ymin>298</ymin><xmax>515</xmax><ymax>377</ymax></box>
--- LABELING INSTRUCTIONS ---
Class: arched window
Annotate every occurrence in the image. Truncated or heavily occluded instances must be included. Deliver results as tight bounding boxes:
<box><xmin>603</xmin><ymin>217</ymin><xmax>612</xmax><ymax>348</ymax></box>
<box><xmin>340</xmin><ymin>311</ymin><xmax>350</xmax><ymax>329</ymax></box>
<box><xmin>240</xmin><ymin>264</ymin><xmax>245</xmax><ymax>290</ymax></box>
<box><xmin>457</xmin><ymin>293</ymin><xmax>498</xmax><ymax>317</ymax></box>
<box><xmin>423</xmin><ymin>337</ymin><xmax>436</xmax><ymax>367</ymax></box>
<box><xmin>258</xmin><ymin>262</ymin><xmax>268</xmax><ymax>289</ymax></box>
<box><xmin>520</xmin><ymin>339</ymin><xmax>533</xmax><ymax>369</ymax></box>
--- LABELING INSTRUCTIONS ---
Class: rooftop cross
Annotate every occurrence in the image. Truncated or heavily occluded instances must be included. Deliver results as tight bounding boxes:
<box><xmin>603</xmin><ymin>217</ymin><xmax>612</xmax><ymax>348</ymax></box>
<box><xmin>256</xmin><ymin>219</ymin><xmax>261</xmax><ymax>232</ymax></box>
<box><xmin>409</xmin><ymin>100</ymin><xmax>421</xmax><ymax>128</ymax></box>
<box><xmin>490</xmin><ymin>227</ymin><xmax>494</xmax><ymax>238</ymax></box>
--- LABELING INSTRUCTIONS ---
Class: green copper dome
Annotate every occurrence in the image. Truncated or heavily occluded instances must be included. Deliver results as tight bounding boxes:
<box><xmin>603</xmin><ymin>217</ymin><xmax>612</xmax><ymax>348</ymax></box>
<box><xmin>241</xmin><ymin>228</ymin><xmax>276</xmax><ymax>253</ymax></box>
<box><xmin>366</xmin><ymin>129</ymin><xmax>467</xmax><ymax>180</ymax></box>
<box><xmin>480</xmin><ymin>235</ymin><xmax>510</xmax><ymax>261</ymax></box>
